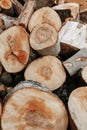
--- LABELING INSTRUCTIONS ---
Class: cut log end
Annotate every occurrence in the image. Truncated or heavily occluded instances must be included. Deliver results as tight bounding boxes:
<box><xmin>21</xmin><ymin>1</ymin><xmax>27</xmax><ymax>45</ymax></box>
<box><xmin>30</xmin><ymin>23</ymin><xmax>58</xmax><ymax>50</ymax></box>
<box><xmin>24</xmin><ymin>56</ymin><xmax>66</xmax><ymax>91</ymax></box>
<box><xmin>28</xmin><ymin>7</ymin><xmax>62</xmax><ymax>32</ymax></box>
<box><xmin>0</xmin><ymin>0</ymin><xmax>12</xmax><ymax>9</ymax></box>
<box><xmin>1</xmin><ymin>81</ymin><xmax>68</xmax><ymax>130</ymax></box>
<box><xmin>0</xmin><ymin>26</ymin><xmax>30</xmax><ymax>73</ymax></box>
<box><xmin>68</xmin><ymin>87</ymin><xmax>87</xmax><ymax>130</ymax></box>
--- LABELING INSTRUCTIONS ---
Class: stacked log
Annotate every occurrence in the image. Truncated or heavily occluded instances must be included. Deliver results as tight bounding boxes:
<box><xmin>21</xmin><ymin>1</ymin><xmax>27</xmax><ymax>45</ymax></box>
<box><xmin>0</xmin><ymin>0</ymin><xmax>86</xmax><ymax>130</ymax></box>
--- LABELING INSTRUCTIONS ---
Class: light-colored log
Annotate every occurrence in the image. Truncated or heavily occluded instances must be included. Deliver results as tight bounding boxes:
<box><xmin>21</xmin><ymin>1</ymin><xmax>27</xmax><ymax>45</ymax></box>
<box><xmin>0</xmin><ymin>26</ymin><xmax>30</xmax><ymax>73</ymax></box>
<box><xmin>28</xmin><ymin>7</ymin><xmax>62</xmax><ymax>32</ymax></box>
<box><xmin>30</xmin><ymin>23</ymin><xmax>60</xmax><ymax>56</ymax></box>
<box><xmin>1</xmin><ymin>80</ymin><xmax>68</xmax><ymax>130</ymax></box>
<box><xmin>24</xmin><ymin>56</ymin><xmax>66</xmax><ymax>91</ymax></box>
<box><xmin>68</xmin><ymin>87</ymin><xmax>87</xmax><ymax>130</ymax></box>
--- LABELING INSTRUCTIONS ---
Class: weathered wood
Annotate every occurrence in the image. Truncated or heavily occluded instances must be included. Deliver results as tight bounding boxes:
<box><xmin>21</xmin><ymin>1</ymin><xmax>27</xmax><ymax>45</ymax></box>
<box><xmin>63</xmin><ymin>48</ymin><xmax>87</xmax><ymax>76</ymax></box>
<box><xmin>1</xmin><ymin>80</ymin><xmax>68</xmax><ymax>130</ymax></box>
<box><xmin>68</xmin><ymin>87</ymin><xmax>87</xmax><ymax>130</ymax></box>
<box><xmin>59</xmin><ymin>21</ymin><xmax>87</xmax><ymax>51</ymax></box>
<box><xmin>15</xmin><ymin>0</ymin><xmax>35</xmax><ymax>28</ymax></box>
<box><xmin>24</xmin><ymin>56</ymin><xmax>66</xmax><ymax>91</ymax></box>
<box><xmin>28</xmin><ymin>7</ymin><xmax>62</xmax><ymax>32</ymax></box>
<box><xmin>52</xmin><ymin>3</ymin><xmax>79</xmax><ymax>22</ymax></box>
<box><xmin>30</xmin><ymin>23</ymin><xmax>60</xmax><ymax>56</ymax></box>
<box><xmin>0</xmin><ymin>26</ymin><xmax>30</xmax><ymax>73</ymax></box>
<box><xmin>0</xmin><ymin>13</ymin><xmax>16</xmax><ymax>29</ymax></box>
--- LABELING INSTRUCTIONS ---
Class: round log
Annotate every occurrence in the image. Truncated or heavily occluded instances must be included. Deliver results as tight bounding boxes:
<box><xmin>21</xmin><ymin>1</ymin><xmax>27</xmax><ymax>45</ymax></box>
<box><xmin>1</xmin><ymin>80</ymin><xmax>68</xmax><ymax>130</ymax></box>
<box><xmin>30</xmin><ymin>23</ymin><xmax>60</xmax><ymax>56</ymax></box>
<box><xmin>0</xmin><ymin>25</ymin><xmax>30</xmax><ymax>73</ymax></box>
<box><xmin>28</xmin><ymin>7</ymin><xmax>62</xmax><ymax>32</ymax></box>
<box><xmin>68</xmin><ymin>87</ymin><xmax>87</xmax><ymax>130</ymax></box>
<box><xmin>24</xmin><ymin>56</ymin><xmax>66</xmax><ymax>91</ymax></box>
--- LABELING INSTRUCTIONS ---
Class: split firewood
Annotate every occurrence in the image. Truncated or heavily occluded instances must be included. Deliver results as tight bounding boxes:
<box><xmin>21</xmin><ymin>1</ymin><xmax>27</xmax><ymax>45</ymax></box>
<box><xmin>63</xmin><ymin>48</ymin><xmax>87</xmax><ymax>76</ymax></box>
<box><xmin>28</xmin><ymin>7</ymin><xmax>62</xmax><ymax>32</ymax></box>
<box><xmin>52</xmin><ymin>3</ymin><xmax>79</xmax><ymax>22</ymax></box>
<box><xmin>68</xmin><ymin>87</ymin><xmax>87</xmax><ymax>130</ymax></box>
<box><xmin>1</xmin><ymin>80</ymin><xmax>68</xmax><ymax>130</ymax></box>
<box><xmin>15</xmin><ymin>0</ymin><xmax>35</xmax><ymax>28</ymax></box>
<box><xmin>0</xmin><ymin>26</ymin><xmax>30</xmax><ymax>73</ymax></box>
<box><xmin>30</xmin><ymin>23</ymin><xmax>60</xmax><ymax>56</ymax></box>
<box><xmin>59</xmin><ymin>21</ymin><xmax>87</xmax><ymax>55</ymax></box>
<box><xmin>24</xmin><ymin>56</ymin><xmax>66</xmax><ymax>91</ymax></box>
<box><xmin>0</xmin><ymin>0</ymin><xmax>32</xmax><ymax>31</ymax></box>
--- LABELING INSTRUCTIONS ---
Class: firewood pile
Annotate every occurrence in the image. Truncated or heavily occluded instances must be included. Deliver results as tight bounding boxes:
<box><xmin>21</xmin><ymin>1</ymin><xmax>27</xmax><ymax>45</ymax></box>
<box><xmin>0</xmin><ymin>0</ymin><xmax>87</xmax><ymax>130</ymax></box>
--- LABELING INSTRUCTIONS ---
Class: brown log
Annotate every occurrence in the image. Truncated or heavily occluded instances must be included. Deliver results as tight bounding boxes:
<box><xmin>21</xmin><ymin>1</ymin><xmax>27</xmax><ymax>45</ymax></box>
<box><xmin>63</xmin><ymin>48</ymin><xmax>87</xmax><ymax>76</ymax></box>
<box><xmin>30</xmin><ymin>23</ymin><xmax>60</xmax><ymax>56</ymax></box>
<box><xmin>0</xmin><ymin>25</ymin><xmax>30</xmax><ymax>73</ymax></box>
<box><xmin>0</xmin><ymin>0</ymin><xmax>12</xmax><ymax>10</ymax></box>
<box><xmin>28</xmin><ymin>7</ymin><xmax>62</xmax><ymax>32</ymax></box>
<box><xmin>52</xmin><ymin>3</ymin><xmax>80</xmax><ymax>22</ymax></box>
<box><xmin>1</xmin><ymin>80</ymin><xmax>68</xmax><ymax>130</ymax></box>
<box><xmin>24</xmin><ymin>56</ymin><xmax>66</xmax><ymax>91</ymax></box>
<box><xmin>0</xmin><ymin>0</ymin><xmax>14</xmax><ymax>17</ymax></box>
<box><xmin>68</xmin><ymin>87</ymin><xmax>87</xmax><ymax>130</ymax></box>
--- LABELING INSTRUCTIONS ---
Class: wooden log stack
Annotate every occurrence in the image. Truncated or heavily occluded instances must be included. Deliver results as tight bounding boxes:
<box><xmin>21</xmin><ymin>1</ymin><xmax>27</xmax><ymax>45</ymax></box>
<box><xmin>0</xmin><ymin>0</ymin><xmax>87</xmax><ymax>130</ymax></box>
